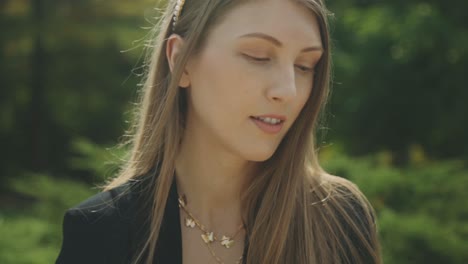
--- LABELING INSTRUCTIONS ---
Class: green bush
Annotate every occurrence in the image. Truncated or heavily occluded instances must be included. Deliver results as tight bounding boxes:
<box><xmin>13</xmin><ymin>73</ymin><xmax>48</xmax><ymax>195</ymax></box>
<box><xmin>0</xmin><ymin>173</ymin><xmax>97</xmax><ymax>264</ymax></box>
<box><xmin>321</xmin><ymin>148</ymin><xmax>468</xmax><ymax>264</ymax></box>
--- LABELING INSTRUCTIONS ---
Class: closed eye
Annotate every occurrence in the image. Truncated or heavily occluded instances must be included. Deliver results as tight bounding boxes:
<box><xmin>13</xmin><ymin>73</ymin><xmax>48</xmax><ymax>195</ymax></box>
<box><xmin>243</xmin><ymin>54</ymin><xmax>315</xmax><ymax>74</ymax></box>
<box><xmin>295</xmin><ymin>65</ymin><xmax>315</xmax><ymax>74</ymax></box>
<box><xmin>242</xmin><ymin>54</ymin><xmax>270</xmax><ymax>63</ymax></box>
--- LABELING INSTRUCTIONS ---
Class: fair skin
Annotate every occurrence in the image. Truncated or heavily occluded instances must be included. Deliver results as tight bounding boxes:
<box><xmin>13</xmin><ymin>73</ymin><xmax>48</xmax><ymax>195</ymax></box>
<box><xmin>166</xmin><ymin>0</ymin><xmax>323</xmax><ymax>263</ymax></box>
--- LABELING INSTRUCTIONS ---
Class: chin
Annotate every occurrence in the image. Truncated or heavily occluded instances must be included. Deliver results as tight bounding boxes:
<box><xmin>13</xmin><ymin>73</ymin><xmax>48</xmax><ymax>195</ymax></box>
<box><xmin>244</xmin><ymin>147</ymin><xmax>278</xmax><ymax>162</ymax></box>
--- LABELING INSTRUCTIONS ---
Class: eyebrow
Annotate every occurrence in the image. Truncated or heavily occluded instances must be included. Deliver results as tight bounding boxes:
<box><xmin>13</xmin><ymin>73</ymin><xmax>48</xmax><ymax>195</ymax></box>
<box><xmin>238</xmin><ymin>32</ymin><xmax>324</xmax><ymax>53</ymax></box>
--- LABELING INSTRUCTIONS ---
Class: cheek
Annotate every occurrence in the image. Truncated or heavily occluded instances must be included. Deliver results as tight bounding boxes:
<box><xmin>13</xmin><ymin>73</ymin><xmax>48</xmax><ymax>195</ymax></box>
<box><xmin>303</xmin><ymin>85</ymin><xmax>313</xmax><ymax>107</ymax></box>
<box><xmin>195</xmin><ymin>52</ymin><xmax>238</xmax><ymax>96</ymax></box>
<box><xmin>194</xmin><ymin>51</ymin><xmax>259</xmax><ymax>106</ymax></box>
<box><xmin>295</xmin><ymin>79</ymin><xmax>314</xmax><ymax>112</ymax></box>
<box><xmin>188</xmin><ymin>50</ymin><xmax>252</xmax><ymax>124</ymax></box>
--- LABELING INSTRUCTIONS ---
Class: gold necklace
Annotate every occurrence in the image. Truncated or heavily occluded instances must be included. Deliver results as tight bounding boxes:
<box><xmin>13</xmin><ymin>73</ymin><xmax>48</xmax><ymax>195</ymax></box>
<box><xmin>178</xmin><ymin>194</ymin><xmax>245</xmax><ymax>264</ymax></box>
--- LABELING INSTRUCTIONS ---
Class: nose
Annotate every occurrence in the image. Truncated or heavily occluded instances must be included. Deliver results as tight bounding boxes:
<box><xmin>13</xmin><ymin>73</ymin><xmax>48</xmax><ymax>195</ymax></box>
<box><xmin>266</xmin><ymin>66</ymin><xmax>297</xmax><ymax>103</ymax></box>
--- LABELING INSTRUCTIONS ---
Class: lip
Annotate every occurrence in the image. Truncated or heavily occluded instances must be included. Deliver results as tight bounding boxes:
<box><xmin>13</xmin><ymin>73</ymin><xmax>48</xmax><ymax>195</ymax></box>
<box><xmin>253</xmin><ymin>114</ymin><xmax>287</xmax><ymax>122</ymax></box>
<box><xmin>250</xmin><ymin>114</ymin><xmax>286</xmax><ymax>134</ymax></box>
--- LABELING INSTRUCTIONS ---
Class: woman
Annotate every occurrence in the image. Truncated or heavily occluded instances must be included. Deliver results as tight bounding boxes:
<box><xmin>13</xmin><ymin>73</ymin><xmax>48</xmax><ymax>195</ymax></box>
<box><xmin>56</xmin><ymin>0</ymin><xmax>381</xmax><ymax>263</ymax></box>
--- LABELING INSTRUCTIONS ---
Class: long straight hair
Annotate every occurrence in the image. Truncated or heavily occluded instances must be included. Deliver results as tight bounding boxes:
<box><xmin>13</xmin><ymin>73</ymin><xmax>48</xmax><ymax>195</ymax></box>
<box><xmin>103</xmin><ymin>0</ymin><xmax>382</xmax><ymax>263</ymax></box>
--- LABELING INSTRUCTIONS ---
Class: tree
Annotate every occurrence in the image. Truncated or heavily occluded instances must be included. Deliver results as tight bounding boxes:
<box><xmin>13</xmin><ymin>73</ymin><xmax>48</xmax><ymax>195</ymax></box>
<box><xmin>327</xmin><ymin>0</ymin><xmax>468</xmax><ymax>162</ymax></box>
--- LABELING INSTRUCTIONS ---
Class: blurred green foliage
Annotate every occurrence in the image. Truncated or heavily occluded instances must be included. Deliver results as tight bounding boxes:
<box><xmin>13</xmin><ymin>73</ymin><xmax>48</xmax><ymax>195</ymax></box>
<box><xmin>327</xmin><ymin>0</ymin><xmax>468</xmax><ymax>161</ymax></box>
<box><xmin>321</xmin><ymin>146</ymin><xmax>468</xmax><ymax>263</ymax></box>
<box><xmin>0</xmin><ymin>172</ymin><xmax>96</xmax><ymax>264</ymax></box>
<box><xmin>1</xmin><ymin>0</ymin><xmax>467</xmax><ymax>263</ymax></box>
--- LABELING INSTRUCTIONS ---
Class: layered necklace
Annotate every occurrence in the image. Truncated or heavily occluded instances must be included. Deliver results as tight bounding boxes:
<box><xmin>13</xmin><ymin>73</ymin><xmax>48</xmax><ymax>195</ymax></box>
<box><xmin>178</xmin><ymin>194</ymin><xmax>245</xmax><ymax>264</ymax></box>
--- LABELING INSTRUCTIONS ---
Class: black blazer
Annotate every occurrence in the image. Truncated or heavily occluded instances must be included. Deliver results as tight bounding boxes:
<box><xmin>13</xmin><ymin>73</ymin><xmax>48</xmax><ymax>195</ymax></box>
<box><xmin>55</xmin><ymin>171</ymin><xmax>183</xmax><ymax>264</ymax></box>
<box><xmin>55</xmin><ymin>171</ymin><xmax>375</xmax><ymax>264</ymax></box>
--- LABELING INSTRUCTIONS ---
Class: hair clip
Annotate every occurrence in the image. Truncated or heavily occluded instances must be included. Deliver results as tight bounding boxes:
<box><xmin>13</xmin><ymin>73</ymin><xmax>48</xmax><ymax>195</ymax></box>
<box><xmin>172</xmin><ymin>0</ymin><xmax>186</xmax><ymax>31</ymax></box>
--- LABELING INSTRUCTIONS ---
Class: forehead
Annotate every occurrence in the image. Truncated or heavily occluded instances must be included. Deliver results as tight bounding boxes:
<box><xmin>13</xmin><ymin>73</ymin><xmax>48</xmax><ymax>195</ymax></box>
<box><xmin>208</xmin><ymin>0</ymin><xmax>322</xmax><ymax>47</ymax></box>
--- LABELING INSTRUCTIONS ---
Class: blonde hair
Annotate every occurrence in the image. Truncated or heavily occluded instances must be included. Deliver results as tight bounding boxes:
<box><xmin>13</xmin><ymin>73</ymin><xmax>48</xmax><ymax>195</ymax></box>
<box><xmin>103</xmin><ymin>0</ymin><xmax>382</xmax><ymax>263</ymax></box>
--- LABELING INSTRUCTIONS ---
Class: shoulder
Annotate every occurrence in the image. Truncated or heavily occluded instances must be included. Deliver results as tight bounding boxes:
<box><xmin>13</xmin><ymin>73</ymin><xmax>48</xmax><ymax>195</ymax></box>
<box><xmin>66</xmin><ymin>179</ymin><xmax>138</xmax><ymax>224</ymax></box>
<box><xmin>312</xmin><ymin>174</ymin><xmax>381</xmax><ymax>263</ymax></box>
<box><xmin>319</xmin><ymin>174</ymin><xmax>375</xmax><ymax>221</ymax></box>
<box><xmin>55</xmin><ymin>177</ymin><xmax>151</xmax><ymax>264</ymax></box>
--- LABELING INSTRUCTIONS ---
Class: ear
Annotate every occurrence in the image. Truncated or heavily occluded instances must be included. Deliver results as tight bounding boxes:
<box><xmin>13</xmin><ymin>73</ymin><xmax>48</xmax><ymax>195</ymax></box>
<box><xmin>166</xmin><ymin>34</ymin><xmax>191</xmax><ymax>88</ymax></box>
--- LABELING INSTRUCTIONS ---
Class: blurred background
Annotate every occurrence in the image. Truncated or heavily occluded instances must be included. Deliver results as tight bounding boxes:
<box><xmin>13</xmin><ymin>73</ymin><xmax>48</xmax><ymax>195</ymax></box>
<box><xmin>0</xmin><ymin>0</ymin><xmax>467</xmax><ymax>263</ymax></box>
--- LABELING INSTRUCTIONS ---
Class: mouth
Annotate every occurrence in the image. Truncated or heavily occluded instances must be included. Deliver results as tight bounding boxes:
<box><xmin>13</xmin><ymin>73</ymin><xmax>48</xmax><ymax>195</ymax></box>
<box><xmin>249</xmin><ymin>115</ymin><xmax>286</xmax><ymax>134</ymax></box>
<box><xmin>250</xmin><ymin>116</ymin><xmax>285</xmax><ymax>125</ymax></box>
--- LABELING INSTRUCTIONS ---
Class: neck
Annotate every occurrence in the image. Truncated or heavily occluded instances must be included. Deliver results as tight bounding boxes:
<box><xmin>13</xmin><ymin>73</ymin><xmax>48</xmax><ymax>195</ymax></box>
<box><xmin>174</xmin><ymin>131</ymin><xmax>257</xmax><ymax>232</ymax></box>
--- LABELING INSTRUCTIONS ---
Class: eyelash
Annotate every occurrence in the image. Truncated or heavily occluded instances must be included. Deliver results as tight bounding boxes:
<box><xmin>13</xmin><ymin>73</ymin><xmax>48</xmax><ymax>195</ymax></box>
<box><xmin>243</xmin><ymin>54</ymin><xmax>315</xmax><ymax>74</ymax></box>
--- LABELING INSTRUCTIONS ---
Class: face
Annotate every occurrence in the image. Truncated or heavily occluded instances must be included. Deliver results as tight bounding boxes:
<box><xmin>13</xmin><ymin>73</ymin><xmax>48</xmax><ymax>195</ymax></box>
<box><xmin>179</xmin><ymin>0</ymin><xmax>323</xmax><ymax>162</ymax></box>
